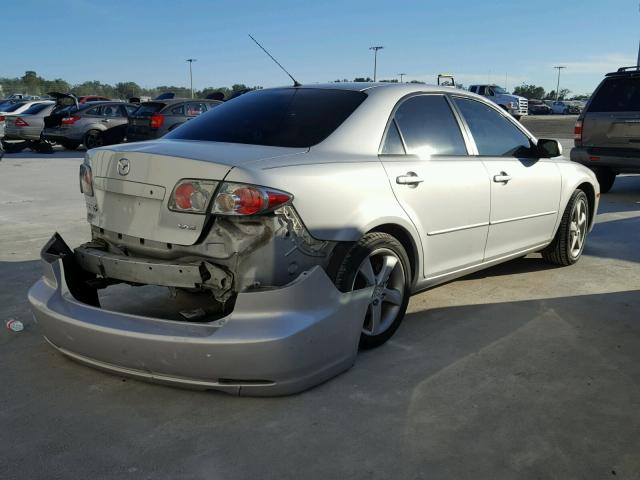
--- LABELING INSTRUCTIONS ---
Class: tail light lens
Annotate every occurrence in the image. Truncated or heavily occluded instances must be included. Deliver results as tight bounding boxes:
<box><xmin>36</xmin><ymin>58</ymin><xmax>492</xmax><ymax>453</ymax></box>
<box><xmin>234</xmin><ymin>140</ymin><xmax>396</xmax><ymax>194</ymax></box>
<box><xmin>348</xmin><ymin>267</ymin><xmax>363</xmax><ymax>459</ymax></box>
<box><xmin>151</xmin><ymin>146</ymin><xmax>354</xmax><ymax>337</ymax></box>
<box><xmin>79</xmin><ymin>163</ymin><xmax>94</xmax><ymax>196</ymax></box>
<box><xmin>62</xmin><ymin>115</ymin><xmax>81</xmax><ymax>125</ymax></box>
<box><xmin>574</xmin><ymin>119</ymin><xmax>583</xmax><ymax>146</ymax></box>
<box><xmin>0</xmin><ymin>116</ymin><xmax>5</xmax><ymax>122</ymax></box>
<box><xmin>168</xmin><ymin>179</ymin><xmax>218</xmax><ymax>213</ymax></box>
<box><xmin>150</xmin><ymin>114</ymin><xmax>164</xmax><ymax>129</ymax></box>
<box><xmin>15</xmin><ymin>117</ymin><xmax>29</xmax><ymax>127</ymax></box>
<box><xmin>213</xmin><ymin>183</ymin><xmax>293</xmax><ymax>216</ymax></box>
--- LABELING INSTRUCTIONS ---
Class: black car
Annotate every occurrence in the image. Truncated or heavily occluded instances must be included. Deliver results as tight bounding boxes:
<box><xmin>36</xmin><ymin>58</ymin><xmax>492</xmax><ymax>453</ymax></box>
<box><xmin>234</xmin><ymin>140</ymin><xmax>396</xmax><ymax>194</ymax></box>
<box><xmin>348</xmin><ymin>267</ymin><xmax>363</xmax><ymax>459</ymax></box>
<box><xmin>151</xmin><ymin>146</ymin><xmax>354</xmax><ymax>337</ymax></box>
<box><xmin>126</xmin><ymin>98</ymin><xmax>222</xmax><ymax>142</ymax></box>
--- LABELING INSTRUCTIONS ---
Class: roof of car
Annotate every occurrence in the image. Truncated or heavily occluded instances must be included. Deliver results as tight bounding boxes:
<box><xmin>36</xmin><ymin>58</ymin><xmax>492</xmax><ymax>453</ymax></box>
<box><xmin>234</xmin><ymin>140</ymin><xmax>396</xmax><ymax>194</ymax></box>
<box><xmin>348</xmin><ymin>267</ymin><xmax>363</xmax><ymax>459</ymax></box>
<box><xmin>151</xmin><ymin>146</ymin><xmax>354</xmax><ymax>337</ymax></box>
<box><xmin>606</xmin><ymin>66</ymin><xmax>640</xmax><ymax>77</ymax></box>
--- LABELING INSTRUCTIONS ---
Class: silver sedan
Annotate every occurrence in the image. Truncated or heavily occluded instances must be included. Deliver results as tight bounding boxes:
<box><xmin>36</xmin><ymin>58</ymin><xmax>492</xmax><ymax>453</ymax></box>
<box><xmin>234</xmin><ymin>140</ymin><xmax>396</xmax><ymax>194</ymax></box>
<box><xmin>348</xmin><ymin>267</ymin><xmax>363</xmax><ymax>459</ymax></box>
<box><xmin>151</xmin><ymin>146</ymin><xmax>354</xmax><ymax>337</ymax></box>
<box><xmin>29</xmin><ymin>83</ymin><xmax>599</xmax><ymax>395</ymax></box>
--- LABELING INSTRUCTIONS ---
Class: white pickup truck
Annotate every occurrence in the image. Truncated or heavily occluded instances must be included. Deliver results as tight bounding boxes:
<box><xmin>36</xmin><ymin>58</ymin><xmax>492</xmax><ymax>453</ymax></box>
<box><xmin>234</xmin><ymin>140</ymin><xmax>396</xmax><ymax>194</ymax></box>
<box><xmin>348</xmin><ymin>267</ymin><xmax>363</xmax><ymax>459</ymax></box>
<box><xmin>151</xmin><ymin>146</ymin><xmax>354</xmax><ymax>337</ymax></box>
<box><xmin>469</xmin><ymin>84</ymin><xmax>528</xmax><ymax>120</ymax></box>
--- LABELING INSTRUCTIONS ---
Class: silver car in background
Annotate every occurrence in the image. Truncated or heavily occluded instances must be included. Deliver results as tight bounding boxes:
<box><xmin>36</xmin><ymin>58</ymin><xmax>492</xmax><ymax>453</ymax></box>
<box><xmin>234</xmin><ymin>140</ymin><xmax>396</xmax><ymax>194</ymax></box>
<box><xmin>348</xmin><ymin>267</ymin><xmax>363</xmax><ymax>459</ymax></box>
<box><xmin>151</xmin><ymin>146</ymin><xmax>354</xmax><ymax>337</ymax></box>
<box><xmin>1</xmin><ymin>100</ymin><xmax>51</xmax><ymax>144</ymax></box>
<box><xmin>29</xmin><ymin>83</ymin><xmax>599</xmax><ymax>395</ymax></box>
<box><xmin>3</xmin><ymin>101</ymin><xmax>55</xmax><ymax>148</ymax></box>
<box><xmin>42</xmin><ymin>101</ymin><xmax>138</xmax><ymax>150</ymax></box>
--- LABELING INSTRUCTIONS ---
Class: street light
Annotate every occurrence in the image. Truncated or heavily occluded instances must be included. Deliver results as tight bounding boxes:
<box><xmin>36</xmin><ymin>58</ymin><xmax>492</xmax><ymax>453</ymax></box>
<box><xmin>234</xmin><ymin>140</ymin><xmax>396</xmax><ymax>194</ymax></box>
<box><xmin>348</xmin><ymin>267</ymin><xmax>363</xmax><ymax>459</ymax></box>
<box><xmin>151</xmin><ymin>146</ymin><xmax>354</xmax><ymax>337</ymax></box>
<box><xmin>186</xmin><ymin>58</ymin><xmax>197</xmax><ymax>98</ymax></box>
<box><xmin>553</xmin><ymin>66</ymin><xmax>566</xmax><ymax>101</ymax></box>
<box><xmin>369</xmin><ymin>46</ymin><xmax>384</xmax><ymax>82</ymax></box>
<box><xmin>398</xmin><ymin>73</ymin><xmax>406</xmax><ymax>83</ymax></box>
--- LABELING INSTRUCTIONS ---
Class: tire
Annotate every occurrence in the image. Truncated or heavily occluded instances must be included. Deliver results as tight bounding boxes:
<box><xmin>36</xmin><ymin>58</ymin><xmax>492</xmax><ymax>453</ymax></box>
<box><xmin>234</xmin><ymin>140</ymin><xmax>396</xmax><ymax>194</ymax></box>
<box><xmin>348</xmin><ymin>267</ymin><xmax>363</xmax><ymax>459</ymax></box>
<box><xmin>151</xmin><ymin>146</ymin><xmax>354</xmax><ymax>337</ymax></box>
<box><xmin>60</xmin><ymin>141</ymin><xmax>80</xmax><ymax>151</ymax></box>
<box><xmin>1</xmin><ymin>140</ymin><xmax>27</xmax><ymax>153</ymax></box>
<box><xmin>83</xmin><ymin>130</ymin><xmax>103</xmax><ymax>150</ymax></box>
<box><xmin>542</xmin><ymin>190</ymin><xmax>589</xmax><ymax>266</ymax></box>
<box><xmin>31</xmin><ymin>140</ymin><xmax>54</xmax><ymax>154</ymax></box>
<box><xmin>592</xmin><ymin>167</ymin><xmax>616</xmax><ymax>193</ymax></box>
<box><xmin>330</xmin><ymin>232</ymin><xmax>412</xmax><ymax>349</ymax></box>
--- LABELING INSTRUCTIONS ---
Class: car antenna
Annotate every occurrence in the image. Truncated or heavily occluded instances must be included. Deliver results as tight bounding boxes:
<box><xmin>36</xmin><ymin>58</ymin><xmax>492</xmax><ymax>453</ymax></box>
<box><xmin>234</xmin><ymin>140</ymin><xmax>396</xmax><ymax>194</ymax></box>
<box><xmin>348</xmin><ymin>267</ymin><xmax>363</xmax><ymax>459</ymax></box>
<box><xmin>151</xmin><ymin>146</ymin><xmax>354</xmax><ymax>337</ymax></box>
<box><xmin>248</xmin><ymin>34</ymin><xmax>301</xmax><ymax>87</ymax></box>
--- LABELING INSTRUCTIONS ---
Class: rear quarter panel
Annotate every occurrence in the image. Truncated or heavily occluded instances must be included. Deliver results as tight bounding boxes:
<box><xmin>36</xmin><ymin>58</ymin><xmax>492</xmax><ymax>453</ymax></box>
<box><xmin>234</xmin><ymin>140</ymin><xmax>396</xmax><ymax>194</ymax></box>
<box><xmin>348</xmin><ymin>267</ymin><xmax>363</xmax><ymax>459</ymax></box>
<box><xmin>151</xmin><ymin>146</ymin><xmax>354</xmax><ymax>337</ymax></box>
<box><xmin>554</xmin><ymin>159</ymin><xmax>600</xmax><ymax>233</ymax></box>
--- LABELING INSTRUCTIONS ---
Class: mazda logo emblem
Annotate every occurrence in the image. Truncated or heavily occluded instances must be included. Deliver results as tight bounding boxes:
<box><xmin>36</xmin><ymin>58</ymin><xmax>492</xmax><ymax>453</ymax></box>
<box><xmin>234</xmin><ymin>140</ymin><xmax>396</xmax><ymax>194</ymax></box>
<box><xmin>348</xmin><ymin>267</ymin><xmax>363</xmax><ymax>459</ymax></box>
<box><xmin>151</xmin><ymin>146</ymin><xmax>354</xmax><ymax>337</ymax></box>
<box><xmin>117</xmin><ymin>158</ymin><xmax>130</xmax><ymax>176</ymax></box>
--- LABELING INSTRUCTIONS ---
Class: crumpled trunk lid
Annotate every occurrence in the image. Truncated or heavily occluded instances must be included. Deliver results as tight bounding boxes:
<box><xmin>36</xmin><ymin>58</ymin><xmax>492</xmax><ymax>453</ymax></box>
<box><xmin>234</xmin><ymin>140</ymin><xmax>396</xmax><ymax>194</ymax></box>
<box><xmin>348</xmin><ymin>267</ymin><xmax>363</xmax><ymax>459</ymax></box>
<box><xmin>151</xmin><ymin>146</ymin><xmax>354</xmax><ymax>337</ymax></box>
<box><xmin>86</xmin><ymin>139</ymin><xmax>307</xmax><ymax>245</ymax></box>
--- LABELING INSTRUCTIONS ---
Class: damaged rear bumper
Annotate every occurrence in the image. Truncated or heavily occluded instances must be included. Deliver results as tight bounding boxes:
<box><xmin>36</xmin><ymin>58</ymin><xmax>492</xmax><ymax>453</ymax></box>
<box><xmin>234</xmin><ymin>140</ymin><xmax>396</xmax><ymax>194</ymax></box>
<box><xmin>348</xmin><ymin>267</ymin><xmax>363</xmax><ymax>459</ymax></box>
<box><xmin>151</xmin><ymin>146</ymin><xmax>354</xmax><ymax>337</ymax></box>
<box><xmin>28</xmin><ymin>234</ymin><xmax>372</xmax><ymax>396</ymax></box>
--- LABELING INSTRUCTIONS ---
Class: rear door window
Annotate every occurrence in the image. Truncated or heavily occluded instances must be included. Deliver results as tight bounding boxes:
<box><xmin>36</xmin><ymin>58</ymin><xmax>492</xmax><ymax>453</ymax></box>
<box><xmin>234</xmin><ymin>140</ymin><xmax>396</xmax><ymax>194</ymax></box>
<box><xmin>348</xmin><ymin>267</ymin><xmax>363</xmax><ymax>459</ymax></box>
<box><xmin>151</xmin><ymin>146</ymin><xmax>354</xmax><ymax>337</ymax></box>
<box><xmin>453</xmin><ymin>97</ymin><xmax>531</xmax><ymax>156</ymax></box>
<box><xmin>85</xmin><ymin>106</ymin><xmax>102</xmax><ymax>115</ymax></box>
<box><xmin>170</xmin><ymin>104</ymin><xmax>185</xmax><ymax>115</ymax></box>
<box><xmin>588</xmin><ymin>76</ymin><xmax>640</xmax><ymax>112</ymax></box>
<box><xmin>124</xmin><ymin>105</ymin><xmax>138</xmax><ymax>115</ymax></box>
<box><xmin>381</xmin><ymin>120</ymin><xmax>405</xmax><ymax>154</ymax></box>
<box><xmin>392</xmin><ymin>94</ymin><xmax>467</xmax><ymax>157</ymax></box>
<box><xmin>102</xmin><ymin>105</ymin><xmax>121</xmax><ymax>117</ymax></box>
<box><xmin>186</xmin><ymin>102</ymin><xmax>207</xmax><ymax>116</ymax></box>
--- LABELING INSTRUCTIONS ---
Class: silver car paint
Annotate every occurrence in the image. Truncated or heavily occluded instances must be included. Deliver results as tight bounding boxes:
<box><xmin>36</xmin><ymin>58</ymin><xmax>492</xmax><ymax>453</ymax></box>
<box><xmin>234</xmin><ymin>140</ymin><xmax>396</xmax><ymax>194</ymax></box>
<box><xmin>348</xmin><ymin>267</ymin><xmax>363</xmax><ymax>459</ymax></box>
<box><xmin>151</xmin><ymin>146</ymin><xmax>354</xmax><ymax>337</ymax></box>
<box><xmin>29</xmin><ymin>83</ymin><xmax>600</xmax><ymax>395</ymax></box>
<box><xmin>3</xmin><ymin>103</ymin><xmax>55</xmax><ymax>141</ymax></box>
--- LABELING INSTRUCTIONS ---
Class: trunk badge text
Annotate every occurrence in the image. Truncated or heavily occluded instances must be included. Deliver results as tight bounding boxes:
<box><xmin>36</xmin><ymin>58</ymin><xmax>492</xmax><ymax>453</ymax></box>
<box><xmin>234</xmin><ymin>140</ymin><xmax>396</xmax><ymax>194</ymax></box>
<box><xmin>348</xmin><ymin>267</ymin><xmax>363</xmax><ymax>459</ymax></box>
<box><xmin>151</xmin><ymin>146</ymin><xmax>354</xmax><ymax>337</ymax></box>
<box><xmin>178</xmin><ymin>224</ymin><xmax>197</xmax><ymax>230</ymax></box>
<box><xmin>117</xmin><ymin>158</ymin><xmax>130</xmax><ymax>176</ymax></box>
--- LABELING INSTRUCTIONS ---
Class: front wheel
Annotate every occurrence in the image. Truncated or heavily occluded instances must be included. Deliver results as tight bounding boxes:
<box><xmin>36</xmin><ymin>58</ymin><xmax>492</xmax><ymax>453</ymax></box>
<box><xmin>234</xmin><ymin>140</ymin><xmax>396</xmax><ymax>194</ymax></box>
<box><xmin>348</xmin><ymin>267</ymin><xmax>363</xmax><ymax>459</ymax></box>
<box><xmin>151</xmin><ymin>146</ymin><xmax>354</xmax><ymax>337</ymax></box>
<box><xmin>542</xmin><ymin>190</ymin><xmax>589</xmax><ymax>266</ymax></box>
<box><xmin>83</xmin><ymin>130</ymin><xmax>103</xmax><ymax>150</ymax></box>
<box><xmin>331</xmin><ymin>232</ymin><xmax>411</xmax><ymax>349</ymax></box>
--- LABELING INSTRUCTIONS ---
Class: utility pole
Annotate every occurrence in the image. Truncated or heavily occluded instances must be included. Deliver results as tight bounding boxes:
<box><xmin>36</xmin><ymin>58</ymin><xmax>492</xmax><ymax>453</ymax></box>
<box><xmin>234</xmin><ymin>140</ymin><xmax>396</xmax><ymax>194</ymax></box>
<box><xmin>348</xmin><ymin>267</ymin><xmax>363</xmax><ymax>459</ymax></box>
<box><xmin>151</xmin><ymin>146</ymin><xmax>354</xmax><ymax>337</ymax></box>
<box><xmin>553</xmin><ymin>66</ymin><xmax>566</xmax><ymax>101</ymax></box>
<box><xmin>369</xmin><ymin>46</ymin><xmax>384</xmax><ymax>82</ymax></box>
<box><xmin>398</xmin><ymin>73</ymin><xmax>406</xmax><ymax>83</ymax></box>
<box><xmin>186</xmin><ymin>58</ymin><xmax>197</xmax><ymax>98</ymax></box>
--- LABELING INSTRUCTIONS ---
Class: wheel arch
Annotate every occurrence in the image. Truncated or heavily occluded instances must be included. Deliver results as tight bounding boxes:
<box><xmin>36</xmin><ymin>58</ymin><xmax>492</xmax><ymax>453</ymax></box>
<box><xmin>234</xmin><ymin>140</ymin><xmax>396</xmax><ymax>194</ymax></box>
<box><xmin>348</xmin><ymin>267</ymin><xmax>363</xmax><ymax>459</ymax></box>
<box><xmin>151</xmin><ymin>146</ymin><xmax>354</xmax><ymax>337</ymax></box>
<box><xmin>576</xmin><ymin>181</ymin><xmax>596</xmax><ymax>229</ymax></box>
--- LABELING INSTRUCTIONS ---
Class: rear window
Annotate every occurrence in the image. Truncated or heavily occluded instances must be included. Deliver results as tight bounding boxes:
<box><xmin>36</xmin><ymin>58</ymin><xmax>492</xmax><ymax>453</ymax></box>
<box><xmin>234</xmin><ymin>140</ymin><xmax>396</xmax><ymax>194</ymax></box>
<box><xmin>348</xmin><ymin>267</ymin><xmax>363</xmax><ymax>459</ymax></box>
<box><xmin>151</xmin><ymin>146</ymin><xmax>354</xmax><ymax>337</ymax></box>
<box><xmin>589</xmin><ymin>76</ymin><xmax>640</xmax><ymax>112</ymax></box>
<box><xmin>133</xmin><ymin>102</ymin><xmax>166</xmax><ymax>116</ymax></box>
<box><xmin>166</xmin><ymin>88</ymin><xmax>367</xmax><ymax>148</ymax></box>
<box><xmin>21</xmin><ymin>103</ymin><xmax>52</xmax><ymax>115</ymax></box>
<box><xmin>3</xmin><ymin>102</ymin><xmax>28</xmax><ymax>112</ymax></box>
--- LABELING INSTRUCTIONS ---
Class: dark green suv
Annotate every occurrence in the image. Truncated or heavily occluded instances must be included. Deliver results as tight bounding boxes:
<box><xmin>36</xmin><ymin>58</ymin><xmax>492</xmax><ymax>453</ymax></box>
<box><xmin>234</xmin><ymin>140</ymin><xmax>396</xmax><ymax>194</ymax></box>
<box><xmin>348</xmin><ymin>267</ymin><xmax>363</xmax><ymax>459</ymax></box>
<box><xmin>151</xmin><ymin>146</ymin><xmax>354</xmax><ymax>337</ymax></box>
<box><xmin>571</xmin><ymin>66</ymin><xmax>640</xmax><ymax>192</ymax></box>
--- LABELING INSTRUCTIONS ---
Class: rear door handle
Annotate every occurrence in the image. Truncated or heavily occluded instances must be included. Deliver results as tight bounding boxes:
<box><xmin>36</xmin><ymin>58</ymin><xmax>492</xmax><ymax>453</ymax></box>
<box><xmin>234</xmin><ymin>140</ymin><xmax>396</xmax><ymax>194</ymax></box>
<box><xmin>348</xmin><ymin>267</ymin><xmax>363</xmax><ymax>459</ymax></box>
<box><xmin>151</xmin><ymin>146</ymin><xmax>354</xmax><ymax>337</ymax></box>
<box><xmin>493</xmin><ymin>172</ymin><xmax>512</xmax><ymax>183</ymax></box>
<box><xmin>396</xmin><ymin>173</ymin><xmax>424</xmax><ymax>186</ymax></box>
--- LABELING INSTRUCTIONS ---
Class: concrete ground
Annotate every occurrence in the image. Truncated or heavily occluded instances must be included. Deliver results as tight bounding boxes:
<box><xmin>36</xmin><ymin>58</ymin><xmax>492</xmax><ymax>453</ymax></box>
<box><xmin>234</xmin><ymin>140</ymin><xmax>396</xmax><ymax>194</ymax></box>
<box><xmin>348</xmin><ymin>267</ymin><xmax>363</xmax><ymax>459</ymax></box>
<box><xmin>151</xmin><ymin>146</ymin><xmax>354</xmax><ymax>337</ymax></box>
<box><xmin>1</xmin><ymin>118</ymin><xmax>639</xmax><ymax>479</ymax></box>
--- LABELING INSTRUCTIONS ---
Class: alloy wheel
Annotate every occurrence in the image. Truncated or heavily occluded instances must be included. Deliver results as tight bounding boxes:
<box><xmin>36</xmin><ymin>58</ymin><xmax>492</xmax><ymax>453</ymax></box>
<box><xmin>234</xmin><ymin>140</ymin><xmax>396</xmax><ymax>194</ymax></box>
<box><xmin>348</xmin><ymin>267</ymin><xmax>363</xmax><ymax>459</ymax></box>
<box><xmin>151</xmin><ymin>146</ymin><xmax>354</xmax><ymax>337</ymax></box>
<box><xmin>351</xmin><ymin>248</ymin><xmax>406</xmax><ymax>336</ymax></box>
<box><xmin>569</xmin><ymin>197</ymin><xmax>588</xmax><ymax>258</ymax></box>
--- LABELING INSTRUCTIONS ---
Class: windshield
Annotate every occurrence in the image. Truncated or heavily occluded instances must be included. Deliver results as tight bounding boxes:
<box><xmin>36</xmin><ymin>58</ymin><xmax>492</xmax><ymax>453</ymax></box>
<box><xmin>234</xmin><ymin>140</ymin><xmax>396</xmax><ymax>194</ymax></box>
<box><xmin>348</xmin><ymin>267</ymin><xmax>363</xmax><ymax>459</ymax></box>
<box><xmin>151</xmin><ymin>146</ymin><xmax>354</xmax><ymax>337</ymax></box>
<box><xmin>166</xmin><ymin>88</ymin><xmax>367</xmax><ymax>148</ymax></box>
<box><xmin>492</xmin><ymin>86</ymin><xmax>510</xmax><ymax>95</ymax></box>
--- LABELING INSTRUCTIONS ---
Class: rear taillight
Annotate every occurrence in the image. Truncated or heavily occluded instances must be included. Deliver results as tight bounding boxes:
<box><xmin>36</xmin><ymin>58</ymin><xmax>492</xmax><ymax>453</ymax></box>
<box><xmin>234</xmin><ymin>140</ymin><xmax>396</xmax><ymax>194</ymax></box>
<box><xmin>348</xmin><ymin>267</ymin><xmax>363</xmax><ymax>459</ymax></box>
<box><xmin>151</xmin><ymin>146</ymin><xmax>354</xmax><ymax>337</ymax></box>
<box><xmin>150</xmin><ymin>114</ymin><xmax>164</xmax><ymax>129</ymax></box>
<box><xmin>79</xmin><ymin>163</ymin><xmax>94</xmax><ymax>196</ymax></box>
<box><xmin>0</xmin><ymin>116</ymin><xmax>5</xmax><ymax>122</ymax></box>
<box><xmin>213</xmin><ymin>183</ymin><xmax>293</xmax><ymax>216</ymax></box>
<box><xmin>15</xmin><ymin>117</ymin><xmax>29</xmax><ymax>127</ymax></box>
<box><xmin>168</xmin><ymin>179</ymin><xmax>218</xmax><ymax>213</ymax></box>
<box><xmin>62</xmin><ymin>115</ymin><xmax>81</xmax><ymax>125</ymax></box>
<box><xmin>574</xmin><ymin>119</ymin><xmax>583</xmax><ymax>146</ymax></box>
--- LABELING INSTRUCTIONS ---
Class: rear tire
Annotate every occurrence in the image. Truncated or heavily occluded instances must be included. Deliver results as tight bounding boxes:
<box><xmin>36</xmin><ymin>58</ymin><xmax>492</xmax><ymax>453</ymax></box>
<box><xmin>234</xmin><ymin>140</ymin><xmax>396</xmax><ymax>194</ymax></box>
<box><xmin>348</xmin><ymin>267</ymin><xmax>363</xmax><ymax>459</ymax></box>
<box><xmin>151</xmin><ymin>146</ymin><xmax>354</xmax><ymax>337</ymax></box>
<box><xmin>592</xmin><ymin>167</ymin><xmax>616</xmax><ymax>193</ymax></box>
<box><xmin>83</xmin><ymin>130</ymin><xmax>103</xmax><ymax>150</ymax></box>
<box><xmin>1</xmin><ymin>140</ymin><xmax>27</xmax><ymax>153</ymax></box>
<box><xmin>542</xmin><ymin>190</ymin><xmax>589</xmax><ymax>266</ymax></box>
<box><xmin>330</xmin><ymin>232</ymin><xmax>411</xmax><ymax>349</ymax></box>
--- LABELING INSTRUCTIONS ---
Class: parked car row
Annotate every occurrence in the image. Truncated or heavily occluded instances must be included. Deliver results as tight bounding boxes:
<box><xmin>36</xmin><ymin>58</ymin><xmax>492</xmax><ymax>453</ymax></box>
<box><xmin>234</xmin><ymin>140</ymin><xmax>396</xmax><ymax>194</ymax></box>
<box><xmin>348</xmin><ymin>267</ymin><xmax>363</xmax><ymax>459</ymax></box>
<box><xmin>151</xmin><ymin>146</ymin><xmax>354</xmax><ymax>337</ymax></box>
<box><xmin>0</xmin><ymin>92</ymin><xmax>222</xmax><ymax>152</ymax></box>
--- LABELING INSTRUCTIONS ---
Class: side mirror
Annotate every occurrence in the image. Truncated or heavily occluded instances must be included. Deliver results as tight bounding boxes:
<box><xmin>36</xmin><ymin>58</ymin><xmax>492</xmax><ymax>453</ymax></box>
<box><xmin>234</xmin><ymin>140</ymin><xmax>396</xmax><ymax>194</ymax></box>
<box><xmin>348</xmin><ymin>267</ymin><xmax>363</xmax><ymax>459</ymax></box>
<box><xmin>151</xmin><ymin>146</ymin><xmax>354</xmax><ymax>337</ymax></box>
<box><xmin>537</xmin><ymin>138</ymin><xmax>562</xmax><ymax>158</ymax></box>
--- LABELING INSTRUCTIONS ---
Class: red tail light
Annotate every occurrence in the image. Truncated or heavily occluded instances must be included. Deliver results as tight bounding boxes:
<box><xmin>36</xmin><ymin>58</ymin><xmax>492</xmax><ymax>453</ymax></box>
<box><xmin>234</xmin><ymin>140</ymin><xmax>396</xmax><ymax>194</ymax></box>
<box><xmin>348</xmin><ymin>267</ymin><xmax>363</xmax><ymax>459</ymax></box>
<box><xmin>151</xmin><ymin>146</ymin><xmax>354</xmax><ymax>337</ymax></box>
<box><xmin>574</xmin><ymin>120</ymin><xmax>583</xmax><ymax>146</ymax></box>
<box><xmin>15</xmin><ymin>117</ymin><xmax>29</xmax><ymax>127</ymax></box>
<box><xmin>213</xmin><ymin>183</ymin><xmax>293</xmax><ymax>216</ymax></box>
<box><xmin>150</xmin><ymin>114</ymin><xmax>164</xmax><ymax>129</ymax></box>
<box><xmin>0</xmin><ymin>116</ymin><xmax>5</xmax><ymax>122</ymax></box>
<box><xmin>168</xmin><ymin>179</ymin><xmax>218</xmax><ymax>213</ymax></box>
<box><xmin>62</xmin><ymin>115</ymin><xmax>81</xmax><ymax>125</ymax></box>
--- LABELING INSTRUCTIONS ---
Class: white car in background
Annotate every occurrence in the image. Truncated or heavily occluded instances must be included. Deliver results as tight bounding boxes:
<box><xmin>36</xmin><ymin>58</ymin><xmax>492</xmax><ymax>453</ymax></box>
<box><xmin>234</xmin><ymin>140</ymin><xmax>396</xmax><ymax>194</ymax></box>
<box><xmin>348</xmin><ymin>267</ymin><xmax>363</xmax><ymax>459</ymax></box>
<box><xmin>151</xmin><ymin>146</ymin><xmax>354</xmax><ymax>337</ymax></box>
<box><xmin>29</xmin><ymin>83</ymin><xmax>599</xmax><ymax>395</ymax></box>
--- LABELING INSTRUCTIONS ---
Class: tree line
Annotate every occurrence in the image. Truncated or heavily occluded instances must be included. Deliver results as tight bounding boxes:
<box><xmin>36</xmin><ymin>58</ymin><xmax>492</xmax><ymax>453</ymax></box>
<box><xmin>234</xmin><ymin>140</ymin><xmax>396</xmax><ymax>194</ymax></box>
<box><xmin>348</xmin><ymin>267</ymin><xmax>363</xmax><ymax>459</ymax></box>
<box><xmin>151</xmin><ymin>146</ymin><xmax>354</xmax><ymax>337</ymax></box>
<box><xmin>512</xmin><ymin>83</ymin><xmax>590</xmax><ymax>101</ymax></box>
<box><xmin>0</xmin><ymin>71</ymin><xmax>258</xmax><ymax>100</ymax></box>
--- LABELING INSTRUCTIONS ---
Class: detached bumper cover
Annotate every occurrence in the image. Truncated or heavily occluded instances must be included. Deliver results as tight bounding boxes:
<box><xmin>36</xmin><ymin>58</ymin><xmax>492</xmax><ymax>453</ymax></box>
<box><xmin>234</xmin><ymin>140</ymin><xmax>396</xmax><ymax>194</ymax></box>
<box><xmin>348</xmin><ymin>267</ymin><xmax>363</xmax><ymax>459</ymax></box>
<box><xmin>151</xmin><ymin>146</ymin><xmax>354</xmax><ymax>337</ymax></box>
<box><xmin>28</xmin><ymin>234</ymin><xmax>372</xmax><ymax>396</ymax></box>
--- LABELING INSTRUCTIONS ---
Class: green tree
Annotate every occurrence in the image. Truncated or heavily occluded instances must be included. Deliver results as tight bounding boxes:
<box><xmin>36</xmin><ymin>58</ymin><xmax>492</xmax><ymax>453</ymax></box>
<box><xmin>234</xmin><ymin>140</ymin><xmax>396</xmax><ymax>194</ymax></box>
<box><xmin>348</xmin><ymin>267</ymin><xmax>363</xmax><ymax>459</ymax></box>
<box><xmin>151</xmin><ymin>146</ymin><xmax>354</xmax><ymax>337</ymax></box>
<box><xmin>513</xmin><ymin>83</ymin><xmax>545</xmax><ymax>100</ymax></box>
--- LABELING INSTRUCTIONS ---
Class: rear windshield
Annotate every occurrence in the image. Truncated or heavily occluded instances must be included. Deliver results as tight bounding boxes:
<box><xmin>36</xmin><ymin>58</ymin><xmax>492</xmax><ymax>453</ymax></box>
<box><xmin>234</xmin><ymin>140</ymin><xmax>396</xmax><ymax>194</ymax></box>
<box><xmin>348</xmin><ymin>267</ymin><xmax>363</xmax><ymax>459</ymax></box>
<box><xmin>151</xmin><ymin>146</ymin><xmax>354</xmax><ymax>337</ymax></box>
<box><xmin>2</xmin><ymin>102</ymin><xmax>28</xmax><ymax>112</ymax></box>
<box><xmin>166</xmin><ymin>88</ymin><xmax>368</xmax><ymax>148</ymax></box>
<box><xmin>133</xmin><ymin>102</ymin><xmax>165</xmax><ymax>116</ymax></box>
<box><xmin>589</xmin><ymin>76</ymin><xmax>640</xmax><ymax>112</ymax></box>
<box><xmin>22</xmin><ymin>103</ymin><xmax>52</xmax><ymax>115</ymax></box>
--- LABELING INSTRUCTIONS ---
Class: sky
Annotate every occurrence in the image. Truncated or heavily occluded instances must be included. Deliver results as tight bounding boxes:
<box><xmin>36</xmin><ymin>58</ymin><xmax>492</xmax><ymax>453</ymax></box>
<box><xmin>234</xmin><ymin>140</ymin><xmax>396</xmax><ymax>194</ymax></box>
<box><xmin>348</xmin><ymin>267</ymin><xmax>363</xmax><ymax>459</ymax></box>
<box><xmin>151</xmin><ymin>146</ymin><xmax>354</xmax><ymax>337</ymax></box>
<box><xmin>3</xmin><ymin>0</ymin><xmax>639</xmax><ymax>95</ymax></box>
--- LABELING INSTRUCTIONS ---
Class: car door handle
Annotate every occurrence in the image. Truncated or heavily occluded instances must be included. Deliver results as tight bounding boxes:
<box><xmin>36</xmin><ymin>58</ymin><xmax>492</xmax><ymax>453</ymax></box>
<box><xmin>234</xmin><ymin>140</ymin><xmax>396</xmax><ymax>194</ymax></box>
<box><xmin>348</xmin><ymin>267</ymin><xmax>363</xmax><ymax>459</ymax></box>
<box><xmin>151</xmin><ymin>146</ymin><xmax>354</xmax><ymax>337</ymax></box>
<box><xmin>493</xmin><ymin>172</ymin><xmax>512</xmax><ymax>183</ymax></box>
<box><xmin>396</xmin><ymin>174</ymin><xmax>424</xmax><ymax>186</ymax></box>
<box><xmin>101</xmin><ymin>119</ymin><xmax>110</xmax><ymax>123</ymax></box>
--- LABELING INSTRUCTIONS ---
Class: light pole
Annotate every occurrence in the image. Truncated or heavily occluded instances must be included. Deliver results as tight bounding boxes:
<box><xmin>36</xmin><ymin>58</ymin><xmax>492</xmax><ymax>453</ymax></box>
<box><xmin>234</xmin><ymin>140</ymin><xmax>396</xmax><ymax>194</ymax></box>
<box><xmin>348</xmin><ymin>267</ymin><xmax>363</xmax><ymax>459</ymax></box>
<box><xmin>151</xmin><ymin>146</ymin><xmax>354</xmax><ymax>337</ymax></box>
<box><xmin>398</xmin><ymin>73</ymin><xmax>406</xmax><ymax>83</ymax></box>
<box><xmin>553</xmin><ymin>66</ymin><xmax>566</xmax><ymax>101</ymax></box>
<box><xmin>369</xmin><ymin>46</ymin><xmax>384</xmax><ymax>82</ymax></box>
<box><xmin>186</xmin><ymin>58</ymin><xmax>197</xmax><ymax>98</ymax></box>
